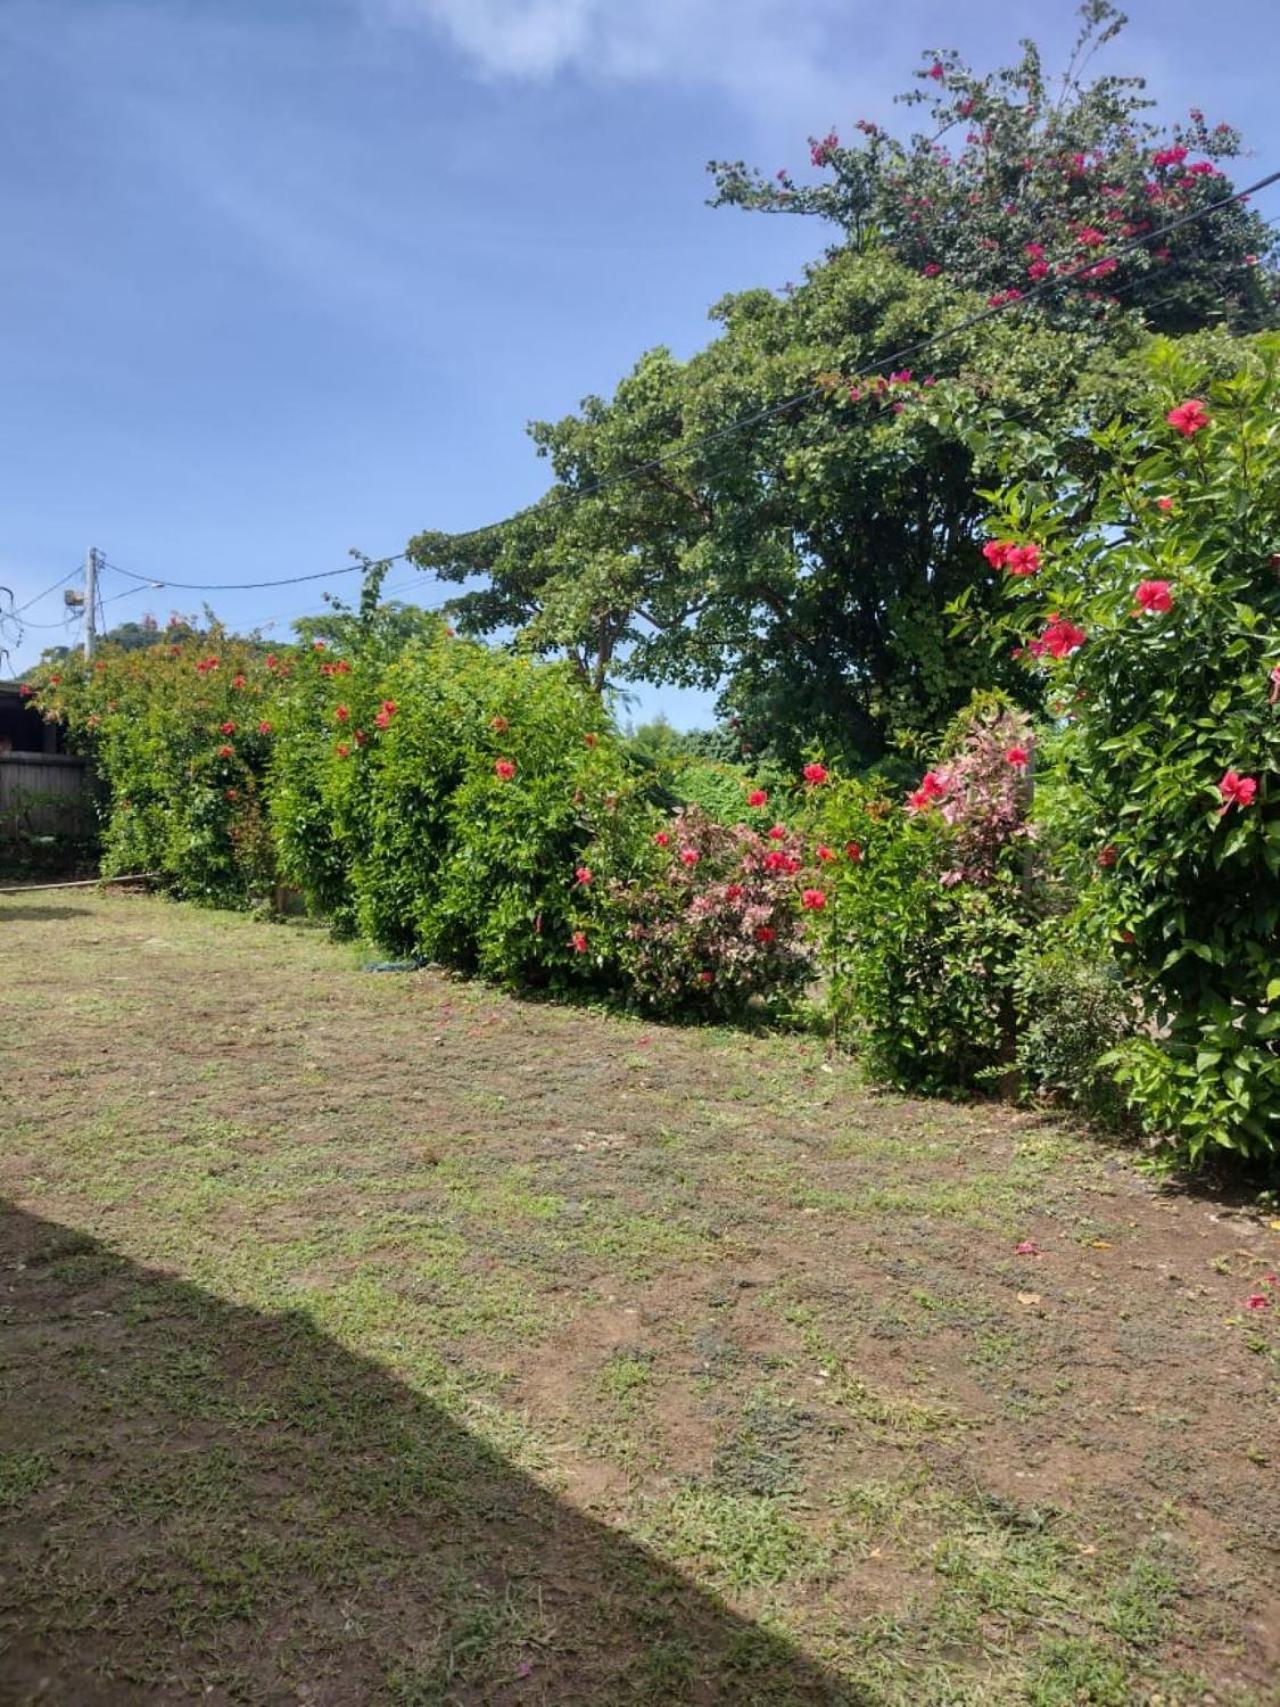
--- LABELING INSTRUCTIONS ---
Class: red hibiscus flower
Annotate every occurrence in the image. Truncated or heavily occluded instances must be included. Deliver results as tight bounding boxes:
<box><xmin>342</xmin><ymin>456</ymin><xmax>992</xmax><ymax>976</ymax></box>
<box><xmin>494</xmin><ymin>758</ymin><xmax>517</xmax><ymax>781</ymax></box>
<box><xmin>1005</xmin><ymin>746</ymin><xmax>1030</xmax><ymax>768</ymax></box>
<box><xmin>767</xmin><ymin>824</ymin><xmax>787</xmax><ymax>841</ymax></box>
<box><xmin>725</xmin><ymin>883</ymin><xmax>745</xmax><ymax>901</ymax></box>
<box><xmin>584</xmin><ymin>732</ymin><xmax>598</xmax><ymax>748</ymax></box>
<box><xmin>220</xmin><ymin>720</ymin><xmax>236</xmax><ymax>735</ymax></box>
<box><xmin>1219</xmin><ymin>770</ymin><xmax>1257</xmax><ymax>810</ymax></box>
<box><xmin>754</xmin><ymin>926</ymin><xmax>776</xmax><ymax>943</ymax></box>
<box><xmin>816</xmin><ymin>844</ymin><xmax>836</xmax><ymax>861</ymax></box>
<box><xmin>697</xmin><ymin>970</ymin><xmax>715</xmax><ymax>985</ymax></box>
<box><xmin>335</xmin><ymin>741</ymin><xmax>351</xmax><ymax>758</ymax></box>
<box><xmin>801</xmin><ymin>889</ymin><xmax>827</xmax><ymax>911</ymax></box>
<box><xmin>747</xmin><ymin>788</ymin><xmax>768</xmax><ymax>808</ymax></box>
<box><xmin>225</xmin><ymin>788</ymin><xmax>238</xmax><ymax>801</ymax></box>
<box><xmin>680</xmin><ymin>848</ymin><xmax>700</xmax><ymax>867</ymax></box>
<box><xmin>17</xmin><ymin>683</ymin><xmax>32</xmax><ymax>697</ymax></box>
<box><xmin>1004</xmin><ymin>544</ymin><xmax>1041</xmax><ymax>577</ymax></box>
<box><xmin>217</xmin><ymin>743</ymin><xmax>234</xmax><ymax>758</ymax></box>
<box><xmin>1166</xmin><ymin>398</ymin><xmax>1209</xmax><ymax>437</ymax></box>
<box><xmin>1155</xmin><ymin>495</ymin><xmax>1173</xmax><ymax>512</ymax></box>
<box><xmin>575</xmin><ymin>866</ymin><xmax>593</xmax><ymax>885</ymax></box>
<box><xmin>334</xmin><ymin>704</ymin><xmax>350</xmax><ymax>723</ymax></box>
<box><xmin>1097</xmin><ymin>844</ymin><xmax>1118</xmax><ymax>868</ymax></box>
<box><xmin>231</xmin><ymin>673</ymin><xmax>247</xmax><ymax>690</ymax></box>
<box><xmin>1134</xmin><ymin>580</ymin><xmax>1173</xmax><ymax>613</ymax></box>
<box><xmin>490</xmin><ymin>715</ymin><xmax>509</xmax><ymax>732</ymax></box>
<box><xmin>982</xmin><ymin>539</ymin><xmax>1014</xmax><ymax>569</ymax></box>
<box><xmin>802</xmin><ymin>762</ymin><xmax>829</xmax><ymax>786</ymax></box>
<box><xmin>846</xmin><ymin>841</ymin><xmax>863</xmax><ymax>862</ymax></box>
<box><xmin>1040</xmin><ymin>616</ymin><xmax>1086</xmax><ymax>659</ymax></box>
<box><xmin>654</xmin><ymin>831</ymin><xmax>670</xmax><ymax>847</ymax></box>
<box><xmin>258</xmin><ymin>720</ymin><xmax>272</xmax><ymax>735</ymax></box>
<box><xmin>571</xmin><ymin>930</ymin><xmax>588</xmax><ymax>954</ymax></box>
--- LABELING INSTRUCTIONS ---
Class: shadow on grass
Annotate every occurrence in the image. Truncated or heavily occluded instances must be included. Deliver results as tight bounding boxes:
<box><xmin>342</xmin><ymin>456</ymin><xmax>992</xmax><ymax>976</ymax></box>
<box><xmin>0</xmin><ymin>1202</ymin><xmax>857</xmax><ymax>1705</ymax></box>
<box><xmin>0</xmin><ymin>902</ymin><xmax>94</xmax><ymax>921</ymax></box>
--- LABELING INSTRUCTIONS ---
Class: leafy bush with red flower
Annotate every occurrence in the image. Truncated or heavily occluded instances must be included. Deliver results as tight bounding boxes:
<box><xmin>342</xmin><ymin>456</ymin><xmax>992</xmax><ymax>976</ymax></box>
<box><xmin>710</xmin><ymin>2</ymin><xmax>1276</xmax><ymax>335</ymax></box>
<box><xmin>807</xmin><ymin>697</ymin><xmax>1040</xmax><ymax>1091</ymax></box>
<box><xmin>985</xmin><ymin>346</ymin><xmax>1280</xmax><ymax>1163</ymax></box>
<box><xmin>581</xmin><ymin>805</ymin><xmax>817</xmax><ymax>1018</ymax></box>
<box><xmin>26</xmin><ymin>629</ymin><xmax>280</xmax><ymax>905</ymax></box>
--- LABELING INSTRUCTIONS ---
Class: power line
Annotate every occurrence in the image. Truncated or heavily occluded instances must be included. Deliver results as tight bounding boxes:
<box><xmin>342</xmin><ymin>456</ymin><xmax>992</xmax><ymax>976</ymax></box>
<box><xmin>9</xmin><ymin>566</ymin><xmax>81</xmax><ymax>618</ymax></box>
<box><xmin>102</xmin><ymin>554</ymin><xmax>405</xmax><ymax>595</ymax></box>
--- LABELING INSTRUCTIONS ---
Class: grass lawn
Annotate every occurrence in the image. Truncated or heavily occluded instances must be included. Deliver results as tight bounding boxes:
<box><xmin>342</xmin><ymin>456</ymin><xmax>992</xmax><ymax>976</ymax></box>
<box><xmin>1</xmin><ymin>890</ymin><xmax>1278</xmax><ymax>1704</ymax></box>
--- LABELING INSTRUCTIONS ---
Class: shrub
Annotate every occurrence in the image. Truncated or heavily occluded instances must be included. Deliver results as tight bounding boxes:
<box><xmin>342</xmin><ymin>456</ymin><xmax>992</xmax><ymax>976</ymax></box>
<box><xmin>986</xmin><ymin>340</ymin><xmax>1280</xmax><ymax>1165</ymax></box>
<box><xmin>1013</xmin><ymin>943</ymin><xmax>1135</xmax><ymax>1126</ymax></box>
<box><xmin>583</xmin><ymin>805</ymin><xmax>817</xmax><ymax>1019</ymax></box>
<box><xmin>810</xmin><ymin>700</ymin><xmax>1039</xmax><ymax>1092</ymax></box>
<box><xmin>274</xmin><ymin>616</ymin><xmax>628</xmax><ymax>989</ymax></box>
<box><xmin>27</xmin><ymin>632</ymin><xmax>280</xmax><ymax>906</ymax></box>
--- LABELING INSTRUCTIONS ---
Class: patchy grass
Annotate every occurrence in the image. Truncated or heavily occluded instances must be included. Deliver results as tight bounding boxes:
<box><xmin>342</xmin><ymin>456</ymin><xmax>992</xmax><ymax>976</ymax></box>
<box><xmin>1</xmin><ymin>890</ymin><xmax>1278</xmax><ymax>1704</ymax></box>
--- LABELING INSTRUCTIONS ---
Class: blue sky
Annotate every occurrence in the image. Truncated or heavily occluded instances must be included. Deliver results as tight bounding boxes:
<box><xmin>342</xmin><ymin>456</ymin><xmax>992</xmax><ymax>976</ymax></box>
<box><xmin>2</xmin><ymin>0</ymin><xmax>1275</xmax><ymax>725</ymax></box>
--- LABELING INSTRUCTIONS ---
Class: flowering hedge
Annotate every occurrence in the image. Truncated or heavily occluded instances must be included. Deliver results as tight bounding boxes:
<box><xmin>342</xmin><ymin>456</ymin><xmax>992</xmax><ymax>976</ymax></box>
<box><xmin>985</xmin><ymin>343</ymin><xmax>1280</xmax><ymax>1162</ymax></box>
<box><xmin>30</xmin><ymin>632</ymin><xmax>279</xmax><ymax>905</ymax></box>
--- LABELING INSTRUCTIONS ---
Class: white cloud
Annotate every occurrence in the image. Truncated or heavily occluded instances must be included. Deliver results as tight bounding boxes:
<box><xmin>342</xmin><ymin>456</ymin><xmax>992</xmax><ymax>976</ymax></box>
<box><xmin>379</xmin><ymin>0</ymin><xmax>862</xmax><ymax>123</ymax></box>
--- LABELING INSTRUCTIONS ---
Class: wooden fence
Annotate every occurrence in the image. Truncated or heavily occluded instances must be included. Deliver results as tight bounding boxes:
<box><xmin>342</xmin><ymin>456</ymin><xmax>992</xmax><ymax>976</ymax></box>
<box><xmin>0</xmin><ymin>754</ymin><xmax>95</xmax><ymax>839</ymax></box>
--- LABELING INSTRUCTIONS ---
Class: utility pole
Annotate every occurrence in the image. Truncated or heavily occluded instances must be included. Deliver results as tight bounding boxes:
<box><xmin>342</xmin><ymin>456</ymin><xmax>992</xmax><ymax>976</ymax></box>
<box><xmin>83</xmin><ymin>546</ymin><xmax>100</xmax><ymax>658</ymax></box>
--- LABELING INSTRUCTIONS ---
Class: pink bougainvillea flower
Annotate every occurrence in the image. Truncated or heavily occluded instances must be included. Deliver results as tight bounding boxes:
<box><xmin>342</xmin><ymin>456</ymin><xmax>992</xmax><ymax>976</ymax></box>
<box><xmin>1039</xmin><ymin>616</ymin><xmax>1086</xmax><ymax>659</ymax></box>
<box><xmin>1219</xmin><ymin>770</ymin><xmax>1257</xmax><ymax>810</ymax></box>
<box><xmin>816</xmin><ymin>844</ymin><xmax>836</xmax><ymax>862</ymax></box>
<box><xmin>1097</xmin><ymin>844</ymin><xmax>1118</xmax><ymax>868</ymax></box>
<box><xmin>754</xmin><ymin>925</ymin><xmax>776</xmax><ymax>943</ymax></box>
<box><xmin>680</xmin><ymin>848</ymin><xmax>700</xmax><ymax>867</ymax></box>
<box><xmin>846</xmin><ymin>841</ymin><xmax>863</xmax><ymax>863</ymax></box>
<box><xmin>747</xmin><ymin>788</ymin><xmax>768</xmax><ymax>808</ymax></box>
<box><xmin>1155</xmin><ymin>495</ymin><xmax>1174</xmax><ymax>512</ymax></box>
<box><xmin>571</xmin><ymin>930</ymin><xmax>588</xmax><ymax>954</ymax></box>
<box><xmin>257</xmin><ymin>720</ymin><xmax>272</xmax><ymax>735</ymax></box>
<box><xmin>1135</xmin><ymin>579</ymin><xmax>1174</xmax><ymax>614</ymax></box>
<box><xmin>490</xmin><ymin>715</ymin><xmax>509</xmax><ymax>733</ymax></box>
<box><xmin>654</xmin><ymin>831</ymin><xmax>670</xmax><ymax>847</ymax></box>
<box><xmin>1005</xmin><ymin>745</ymin><xmax>1030</xmax><ymax>768</ymax></box>
<box><xmin>334</xmin><ymin>704</ymin><xmax>350</xmax><ymax>723</ymax></box>
<box><xmin>767</xmin><ymin>824</ymin><xmax>787</xmax><ymax>841</ymax></box>
<box><xmin>217</xmin><ymin>743</ymin><xmax>234</xmax><ymax>758</ymax></box>
<box><xmin>801</xmin><ymin>888</ymin><xmax>827</xmax><ymax>911</ymax></box>
<box><xmin>802</xmin><ymin>762</ymin><xmax>829</xmax><ymax>786</ymax></box>
<box><xmin>1167</xmin><ymin>398</ymin><xmax>1210</xmax><ymax>437</ymax></box>
<box><xmin>1015</xmin><ymin>1240</ymin><xmax>1040</xmax><ymax>1256</ymax></box>
<box><xmin>1005</xmin><ymin>544</ymin><xmax>1042</xmax><ymax>577</ymax></box>
<box><xmin>982</xmin><ymin>539</ymin><xmax>1014</xmax><ymax>569</ymax></box>
<box><xmin>575</xmin><ymin>866</ymin><xmax>593</xmax><ymax>886</ymax></box>
<box><xmin>1244</xmin><ymin>1293</ymin><xmax>1270</xmax><ymax>1310</ymax></box>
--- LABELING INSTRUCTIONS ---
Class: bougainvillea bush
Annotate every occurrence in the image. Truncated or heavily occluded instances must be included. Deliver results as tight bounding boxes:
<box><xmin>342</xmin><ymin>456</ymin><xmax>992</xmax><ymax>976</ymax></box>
<box><xmin>985</xmin><ymin>340</ymin><xmax>1280</xmax><ymax>1164</ymax></box>
<box><xmin>26</xmin><ymin>631</ymin><xmax>280</xmax><ymax>906</ymax></box>
<box><xmin>808</xmin><ymin>700</ymin><xmax>1040</xmax><ymax>1092</ymax></box>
